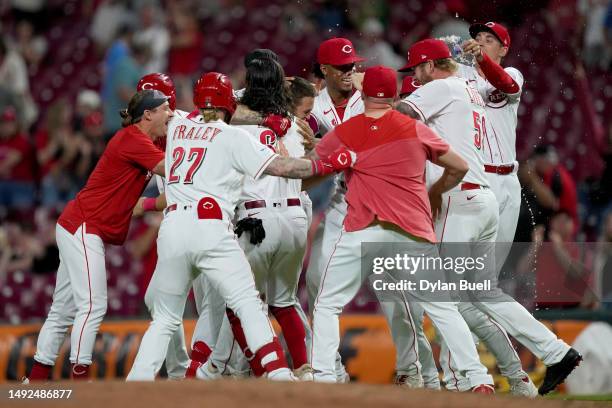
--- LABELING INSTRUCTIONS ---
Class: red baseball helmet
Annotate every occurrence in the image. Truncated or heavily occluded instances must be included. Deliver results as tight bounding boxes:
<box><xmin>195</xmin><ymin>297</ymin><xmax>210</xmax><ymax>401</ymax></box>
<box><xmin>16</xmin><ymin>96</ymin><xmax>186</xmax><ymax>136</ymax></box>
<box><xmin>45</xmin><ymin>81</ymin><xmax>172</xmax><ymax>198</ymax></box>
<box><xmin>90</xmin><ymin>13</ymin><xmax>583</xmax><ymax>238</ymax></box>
<box><xmin>137</xmin><ymin>73</ymin><xmax>176</xmax><ymax>110</ymax></box>
<box><xmin>193</xmin><ymin>72</ymin><xmax>236</xmax><ymax>116</ymax></box>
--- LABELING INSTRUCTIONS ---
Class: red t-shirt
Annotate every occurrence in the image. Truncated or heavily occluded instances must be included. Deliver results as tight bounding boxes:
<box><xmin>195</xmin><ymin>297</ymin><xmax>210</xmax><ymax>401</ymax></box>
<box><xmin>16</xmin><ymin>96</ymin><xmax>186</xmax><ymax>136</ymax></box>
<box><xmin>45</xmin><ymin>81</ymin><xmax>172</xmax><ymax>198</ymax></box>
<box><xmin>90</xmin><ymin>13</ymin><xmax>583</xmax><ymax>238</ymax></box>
<box><xmin>58</xmin><ymin>125</ymin><xmax>165</xmax><ymax>245</ymax></box>
<box><xmin>542</xmin><ymin>165</ymin><xmax>578</xmax><ymax>228</ymax></box>
<box><xmin>316</xmin><ymin>110</ymin><xmax>449</xmax><ymax>242</ymax></box>
<box><xmin>0</xmin><ymin>133</ymin><xmax>36</xmax><ymax>182</ymax></box>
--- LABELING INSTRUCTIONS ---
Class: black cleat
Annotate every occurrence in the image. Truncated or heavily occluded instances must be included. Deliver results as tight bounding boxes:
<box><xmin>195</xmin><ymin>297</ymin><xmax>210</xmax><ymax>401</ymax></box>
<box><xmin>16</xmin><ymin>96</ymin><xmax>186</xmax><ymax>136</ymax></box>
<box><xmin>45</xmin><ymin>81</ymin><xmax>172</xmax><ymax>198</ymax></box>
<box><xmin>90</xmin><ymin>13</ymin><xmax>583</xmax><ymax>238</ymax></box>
<box><xmin>538</xmin><ymin>348</ymin><xmax>582</xmax><ymax>395</ymax></box>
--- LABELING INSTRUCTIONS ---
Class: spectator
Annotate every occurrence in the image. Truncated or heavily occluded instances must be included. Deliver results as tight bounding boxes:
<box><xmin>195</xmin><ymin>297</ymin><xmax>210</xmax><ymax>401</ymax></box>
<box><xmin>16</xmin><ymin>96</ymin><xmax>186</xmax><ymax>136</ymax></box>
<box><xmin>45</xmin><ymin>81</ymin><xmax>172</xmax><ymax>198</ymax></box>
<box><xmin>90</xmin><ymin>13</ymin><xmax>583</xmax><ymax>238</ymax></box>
<box><xmin>359</xmin><ymin>18</ymin><xmax>404</xmax><ymax>68</ymax></box>
<box><xmin>520</xmin><ymin>213</ymin><xmax>593</xmax><ymax>309</ymax></box>
<box><xmin>577</xmin><ymin>0</ymin><xmax>610</xmax><ymax>69</ymax></box>
<box><xmin>101</xmin><ymin>24</ymin><xmax>135</xmax><ymax>104</ymax></box>
<box><xmin>14</xmin><ymin>19</ymin><xmax>47</xmax><ymax>73</ymax></box>
<box><xmin>167</xmin><ymin>8</ymin><xmax>203</xmax><ymax>79</ymax></box>
<box><xmin>73</xmin><ymin>89</ymin><xmax>102</xmax><ymax>133</ymax></box>
<box><xmin>134</xmin><ymin>2</ymin><xmax>170</xmax><ymax>73</ymax></box>
<box><xmin>520</xmin><ymin>144</ymin><xmax>579</xmax><ymax>232</ymax></box>
<box><xmin>34</xmin><ymin>99</ymin><xmax>83</xmax><ymax>207</ymax></box>
<box><xmin>102</xmin><ymin>41</ymin><xmax>147</xmax><ymax>135</ymax></box>
<box><xmin>90</xmin><ymin>0</ymin><xmax>131</xmax><ymax>52</ymax></box>
<box><xmin>0</xmin><ymin>36</ymin><xmax>37</xmax><ymax>128</ymax></box>
<box><xmin>0</xmin><ymin>106</ymin><xmax>36</xmax><ymax>209</ymax></box>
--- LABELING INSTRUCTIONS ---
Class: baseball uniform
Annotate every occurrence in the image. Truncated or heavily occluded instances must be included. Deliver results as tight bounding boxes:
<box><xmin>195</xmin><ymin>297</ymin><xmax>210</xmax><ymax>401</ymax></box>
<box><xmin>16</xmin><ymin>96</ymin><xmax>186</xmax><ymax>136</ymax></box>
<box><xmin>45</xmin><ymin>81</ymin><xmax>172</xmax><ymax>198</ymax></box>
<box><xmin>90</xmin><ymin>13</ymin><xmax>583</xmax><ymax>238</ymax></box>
<box><xmin>403</xmin><ymin>75</ymin><xmax>570</xmax><ymax>390</ymax></box>
<box><xmin>310</xmin><ymin>109</ymin><xmax>493</xmax><ymax>388</ymax></box>
<box><xmin>127</xmin><ymin>116</ymin><xmax>286</xmax><ymax>381</ymax></box>
<box><xmin>31</xmin><ymin>124</ymin><xmax>164</xmax><ymax>379</ymax></box>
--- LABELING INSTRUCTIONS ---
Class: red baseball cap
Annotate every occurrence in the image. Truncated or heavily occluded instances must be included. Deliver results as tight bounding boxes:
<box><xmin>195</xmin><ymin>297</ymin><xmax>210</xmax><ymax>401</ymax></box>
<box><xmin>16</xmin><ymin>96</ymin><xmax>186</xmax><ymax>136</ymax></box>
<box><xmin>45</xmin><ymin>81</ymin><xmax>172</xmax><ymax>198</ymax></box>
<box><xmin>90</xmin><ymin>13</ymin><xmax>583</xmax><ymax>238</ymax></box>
<box><xmin>317</xmin><ymin>38</ymin><xmax>366</xmax><ymax>66</ymax></box>
<box><xmin>469</xmin><ymin>22</ymin><xmax>511</xmax><ymax>49</ymax></box>
<box><xmin>362</xmin><ymin>65</ymin><xmax>397</xmax><ymax>99</ymax></box>
<box><xmin>398</xmin><ymin>39</ymin><xmax>451</xmax><ymax>72</ymax></box>
<box><xmin>399</xmin><ymin>76</ymin><xmax>421</xmax><ymax>96</ymax></box>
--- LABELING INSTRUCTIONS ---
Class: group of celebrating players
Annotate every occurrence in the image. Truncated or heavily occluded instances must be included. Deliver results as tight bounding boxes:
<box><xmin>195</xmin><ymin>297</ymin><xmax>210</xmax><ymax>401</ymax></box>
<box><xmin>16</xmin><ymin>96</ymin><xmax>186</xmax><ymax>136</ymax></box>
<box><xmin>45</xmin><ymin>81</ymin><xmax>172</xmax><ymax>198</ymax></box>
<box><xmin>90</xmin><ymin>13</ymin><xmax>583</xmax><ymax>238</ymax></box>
<box><xmin>23</xmin><ymin>20</ymin><xmax>582</xmax><ymax>397</ymax></box>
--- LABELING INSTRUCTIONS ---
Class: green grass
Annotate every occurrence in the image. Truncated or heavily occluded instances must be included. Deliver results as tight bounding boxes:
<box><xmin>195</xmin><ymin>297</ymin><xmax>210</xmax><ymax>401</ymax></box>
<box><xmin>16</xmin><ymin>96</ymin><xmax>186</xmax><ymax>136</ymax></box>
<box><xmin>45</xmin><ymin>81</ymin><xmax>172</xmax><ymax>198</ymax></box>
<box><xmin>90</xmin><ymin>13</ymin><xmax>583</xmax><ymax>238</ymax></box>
<box><xmin>544</xmin><ymin>393</ymin><xmax>612</xmax><ymax>402</ymax></box>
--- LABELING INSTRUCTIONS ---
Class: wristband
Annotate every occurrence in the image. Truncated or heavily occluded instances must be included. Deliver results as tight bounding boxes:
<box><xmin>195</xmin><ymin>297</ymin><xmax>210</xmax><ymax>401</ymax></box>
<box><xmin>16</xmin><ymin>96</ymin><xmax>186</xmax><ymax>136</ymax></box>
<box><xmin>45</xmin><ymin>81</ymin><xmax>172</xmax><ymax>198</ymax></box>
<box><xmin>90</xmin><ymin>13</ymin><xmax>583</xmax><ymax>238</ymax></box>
<box><xmin>142</xmin><ymin>197</ymin><xmax>157</xmax><ymax>212</ymax></box>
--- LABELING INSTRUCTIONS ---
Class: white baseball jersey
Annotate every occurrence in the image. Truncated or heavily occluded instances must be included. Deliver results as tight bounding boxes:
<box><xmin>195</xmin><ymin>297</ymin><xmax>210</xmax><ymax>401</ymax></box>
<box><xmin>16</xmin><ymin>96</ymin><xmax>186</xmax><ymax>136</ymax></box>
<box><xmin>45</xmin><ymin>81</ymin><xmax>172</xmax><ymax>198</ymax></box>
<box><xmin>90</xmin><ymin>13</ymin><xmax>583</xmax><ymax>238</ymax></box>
<box><xmin>238</xmin><ymin>119</ymin><xmax>304</xmax><ymax>202</ymax></box>
<box><xmin>457</xmin><ymin>64</ymin><xmax>524</xmax><ymax>164</ymax></box>
<box><xmin>164</xmin><ymin>116</ymin><xmax>277</xmax><ymax>219</ymax></box>
<box><xmin>311</xmin><ymin>88</ymin><xmax>364</xmax><ymax>136</ymax></box>
<box><xmin>403</xmin><ymin>76</ymin><xmax>489</xmax><ymax>188</ymax></box>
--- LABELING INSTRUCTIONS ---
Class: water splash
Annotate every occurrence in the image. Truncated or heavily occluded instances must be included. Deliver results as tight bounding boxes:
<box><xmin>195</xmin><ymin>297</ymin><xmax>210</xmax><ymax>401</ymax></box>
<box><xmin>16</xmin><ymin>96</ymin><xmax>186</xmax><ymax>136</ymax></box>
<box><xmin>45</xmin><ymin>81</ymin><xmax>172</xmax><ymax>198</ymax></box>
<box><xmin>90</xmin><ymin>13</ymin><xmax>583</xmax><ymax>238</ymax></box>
<box><xmin>438</xmin><ymin>35</ymin><xmax>475</xmax><ymax>66</ymax></box>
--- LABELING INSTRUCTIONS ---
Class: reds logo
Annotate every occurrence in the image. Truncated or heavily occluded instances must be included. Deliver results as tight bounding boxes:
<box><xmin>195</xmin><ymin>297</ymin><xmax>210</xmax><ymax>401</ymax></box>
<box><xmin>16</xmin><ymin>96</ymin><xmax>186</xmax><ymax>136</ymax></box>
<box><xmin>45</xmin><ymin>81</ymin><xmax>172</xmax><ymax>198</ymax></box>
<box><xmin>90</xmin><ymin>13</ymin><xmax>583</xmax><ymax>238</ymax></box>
<box><xmin>342</xmin><ymin>45</ymin><xmax>353</xmax><ymax>54</ymax></box>
<box><xmin>487</xmin><ymin>89</ymin><xmax>508</xmax><ymax>107</ymax></box>
<box><xmin>336</xmin><ymin>152</ymin><xmax>348</xmax><ymax>166</ymax></box>
<box><xmin>411</xmin><ymin>79</ymin><xmax>421</xmax><ymax>88</ymax></box>
<box><xmin>139</xmin><ymin>82</ymin><xmax>155</xmax><ymax>90</ymax></box>
<box><xmin>259</xmin><ymin>129</ymin><xmax>277</xmax><ymax>152</ymax></box>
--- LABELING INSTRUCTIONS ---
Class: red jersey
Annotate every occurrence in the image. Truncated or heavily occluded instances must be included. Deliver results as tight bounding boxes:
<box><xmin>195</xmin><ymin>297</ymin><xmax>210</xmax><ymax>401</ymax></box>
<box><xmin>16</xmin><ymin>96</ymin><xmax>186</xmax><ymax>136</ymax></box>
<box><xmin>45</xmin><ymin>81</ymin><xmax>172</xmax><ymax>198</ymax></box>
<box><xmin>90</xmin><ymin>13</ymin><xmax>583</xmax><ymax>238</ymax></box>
<box><xmin>0</xmin><ymin>133</ymin><xmax>35</xmax><ymax>181</ymax></box>
<box><xmin>316</xmin><ymin>110</ymin><xmax>449</xmax><ymax>242</ymax></box>
<box><xmin>58</xmin><ymin>125</ymin><xmax>164</xmax><ymax>245</ymax></box>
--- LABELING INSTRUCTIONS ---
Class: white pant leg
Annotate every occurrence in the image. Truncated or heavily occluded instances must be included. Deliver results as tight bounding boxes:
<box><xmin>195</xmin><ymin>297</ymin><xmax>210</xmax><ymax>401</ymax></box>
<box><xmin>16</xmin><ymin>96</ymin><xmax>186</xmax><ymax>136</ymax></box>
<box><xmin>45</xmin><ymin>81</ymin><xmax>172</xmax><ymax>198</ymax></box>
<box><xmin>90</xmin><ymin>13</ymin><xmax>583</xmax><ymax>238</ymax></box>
<box><xmin>61</xmin><ymin>224</ymin><xmax>107</xmax><ymax>366</ymax></box>
<box><xmin>127</xmin><ymin>216</ymin><xmax>193</xmax><ymax>380</ymax></box>
<box><xmin>191</xmin><ymin>273</ymin><xmax>226</xmax><ymax>349</ymax></box>
<box><xmin>34</xmin><ymin>225</ymin><xmax>78</xmax><ymax>366</ymax></box>
<box><xmin>487</xmin><ymin>172</ymin><xmax>521</xmax><ymax>273</ymax></box>
<box><xmin>165</xmin><ymin>324</ymin><xmax>189</xmax><ymax>379</ymax></box>
<box><xmin>209</xmin><ymin>314</ymin><xmax>250</xmax><ymax>375</ymax></box>
<box><xmin>311</xmin><ymin>228</ymin><xmax>364</xmax><ymax>382</ymax></box>
<box><xmin>409</xmin><ymin>302</ymin><xmax>441</xmax><ymax>389</ymax></box>
<box><xmin>194</xmin><ymin>222</ymin><xmax>276</xmax><ymax>357</ymax></box>
<box><xmin>377</xmin><ymin>285</ymin><xmax>421</xmax><ymax>376</ymax></box>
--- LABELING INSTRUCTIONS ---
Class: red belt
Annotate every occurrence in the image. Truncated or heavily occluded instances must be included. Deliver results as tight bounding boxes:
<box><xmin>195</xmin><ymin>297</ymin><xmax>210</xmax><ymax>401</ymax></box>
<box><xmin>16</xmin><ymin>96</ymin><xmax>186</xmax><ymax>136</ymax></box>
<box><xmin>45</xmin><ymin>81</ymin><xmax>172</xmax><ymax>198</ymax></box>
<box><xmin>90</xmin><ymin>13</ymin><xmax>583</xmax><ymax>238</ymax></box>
<box><xmin>164</xmin><ymin>203</ymin><xmax>179</xmax><ymax>214</ymax></box>
<box><xmin>244</xmin><ymin>198</ymin><xmax>301</xmax><ymax>210</ymax></box>
<box><xmin>461</xmin><ymin>182</ymin><xmax>482</xmax><ymax>191</ymax></box>
<box><xmin>484</xmin><ymin>164</ymin><xmax>514</xmax><ymax>175</ymax></box>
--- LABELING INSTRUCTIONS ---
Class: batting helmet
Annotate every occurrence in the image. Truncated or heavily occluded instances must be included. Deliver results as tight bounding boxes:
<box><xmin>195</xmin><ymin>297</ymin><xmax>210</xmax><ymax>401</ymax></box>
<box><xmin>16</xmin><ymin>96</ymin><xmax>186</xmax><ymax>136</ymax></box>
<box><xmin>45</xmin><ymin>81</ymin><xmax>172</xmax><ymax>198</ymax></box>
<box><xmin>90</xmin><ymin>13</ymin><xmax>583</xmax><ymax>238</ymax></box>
<box><xmin>137</xmin><ymin>73</ymin><xmax>176</xmax><ymax>111</ymax></box>
<box><xmin>193</xmin><ymin>72</ymin><xmax>236</xmax><ymax>116</ymax></box>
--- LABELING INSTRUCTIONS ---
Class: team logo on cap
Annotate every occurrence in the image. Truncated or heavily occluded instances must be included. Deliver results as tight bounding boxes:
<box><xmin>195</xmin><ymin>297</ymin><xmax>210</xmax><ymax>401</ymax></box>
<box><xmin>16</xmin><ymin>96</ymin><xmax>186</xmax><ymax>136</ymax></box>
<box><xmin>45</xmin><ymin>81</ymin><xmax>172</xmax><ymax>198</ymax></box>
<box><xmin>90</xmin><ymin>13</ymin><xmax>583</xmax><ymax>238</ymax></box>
<box><xmin>421</xmin><ymin>54</ymin><xmax>427</xmax><ymax>60</ymax></box>
<box><xmin>486</xmin><ymin>22</ymin><xmax>495</xmax><ymax>27</ymax></box>
<box><xmin>140</xmin><ymin>82</ymin><xmax>154</xmax><ymax>90</ymax></box>
<box><xmin>342</xmin><ymin>45</ymin><xmax>353</xmax><ymax>54</ymax></box>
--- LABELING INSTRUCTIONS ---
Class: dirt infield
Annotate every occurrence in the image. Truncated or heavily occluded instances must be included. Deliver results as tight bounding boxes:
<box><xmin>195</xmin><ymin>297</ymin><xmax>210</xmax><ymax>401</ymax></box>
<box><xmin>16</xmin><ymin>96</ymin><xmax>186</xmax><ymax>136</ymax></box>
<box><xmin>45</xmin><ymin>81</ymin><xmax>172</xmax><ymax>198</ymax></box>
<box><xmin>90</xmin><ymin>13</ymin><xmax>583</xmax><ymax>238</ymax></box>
<box><xmin>0</xmin><ymin>380</ymin><xmax>607</xmax><ymax>408</ymax></box>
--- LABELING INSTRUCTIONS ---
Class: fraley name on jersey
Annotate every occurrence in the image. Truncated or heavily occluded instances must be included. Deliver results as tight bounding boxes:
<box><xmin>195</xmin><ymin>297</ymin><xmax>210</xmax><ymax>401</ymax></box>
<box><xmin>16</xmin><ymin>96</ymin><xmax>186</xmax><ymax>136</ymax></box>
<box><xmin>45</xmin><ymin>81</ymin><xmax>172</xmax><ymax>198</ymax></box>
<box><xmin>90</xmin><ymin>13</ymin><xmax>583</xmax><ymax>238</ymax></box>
<box><xmin>172</xmin><ymin>124</ymin><xmax>221</xmax><ymax>141</ymax></box>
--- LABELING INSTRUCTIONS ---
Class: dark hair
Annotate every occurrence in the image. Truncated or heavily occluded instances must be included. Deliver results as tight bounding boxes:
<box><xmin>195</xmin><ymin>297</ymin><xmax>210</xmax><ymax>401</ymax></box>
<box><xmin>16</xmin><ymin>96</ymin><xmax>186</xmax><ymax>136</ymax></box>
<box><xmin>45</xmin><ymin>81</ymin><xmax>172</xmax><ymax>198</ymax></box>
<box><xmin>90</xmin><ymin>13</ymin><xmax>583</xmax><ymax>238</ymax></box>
<box><xmin>119</xmin><ymin>91</ymin><xmax>146</xmax><ymax>127</ymax></box>
<box><xmin>240</xmin><ymin>58</ymin><xmax>289</xmax><ymax>116</ymax></box>
<box><xmin>288</xmin><ymin>77</ymin><xmax>316</xmax><ymax>111</ymax></box>
<box><xmin>244</xmin><ymin>48</ymin><xmax>279</xmax><ymax>68</ymax></box>
<box><xmin>0</xmin><ymin>37</ymin><xmax>7</xmax><ymax>57</ymax></box>
<box><xmin>312</xmin><ymin>62</ymin><xmax>324</xmax><ymax>79</ymax></box>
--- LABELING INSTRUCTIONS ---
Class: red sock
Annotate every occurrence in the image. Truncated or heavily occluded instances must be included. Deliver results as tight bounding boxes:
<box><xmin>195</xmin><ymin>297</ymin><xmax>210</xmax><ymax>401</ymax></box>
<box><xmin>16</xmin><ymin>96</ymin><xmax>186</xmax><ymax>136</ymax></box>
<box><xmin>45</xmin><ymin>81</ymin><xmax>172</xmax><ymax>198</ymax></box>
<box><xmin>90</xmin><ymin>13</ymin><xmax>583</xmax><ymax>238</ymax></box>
<box><xmin>270</xmin><ymin>305</ymin><xmax>308</xmax><ymax>368</ymax></box>
<box><xmin>226</xmin><ymin>308</ymin><xmax>265</xmax><ymax>376</ymax></box>
<box><xmin>185</xmin><ymin>360</ymin><xmax>202</xmax><ymax>378</ymax></box>
<box><xmin>256</xmin><ymin>337</ymin><xmax>288</xmax><ymax>374</ymax></box>
<box><xmin>71</xmin><ymin>364</ymin><xmax>90</xmax><ymax>380</ymax></box>
<box><xmin>191</xmin><ymin>341</ymin><xmax>212</xmax><ymax>363</ymax></box>
<box><xmin>28</xmin><ymin>361</ymin><xmax>53</xmax><ymax>381</ymax></box>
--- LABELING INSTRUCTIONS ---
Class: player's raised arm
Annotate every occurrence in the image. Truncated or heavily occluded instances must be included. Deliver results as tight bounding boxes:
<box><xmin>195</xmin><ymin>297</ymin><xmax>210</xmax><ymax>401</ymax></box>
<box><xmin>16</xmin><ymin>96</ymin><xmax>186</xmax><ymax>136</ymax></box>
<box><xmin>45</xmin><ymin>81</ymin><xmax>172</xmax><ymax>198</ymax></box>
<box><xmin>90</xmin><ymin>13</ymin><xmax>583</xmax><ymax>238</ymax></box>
<box><xmin>263</xmin><ymin>149</ymin><xmax>355</xmax><ymax>179</ymax></box>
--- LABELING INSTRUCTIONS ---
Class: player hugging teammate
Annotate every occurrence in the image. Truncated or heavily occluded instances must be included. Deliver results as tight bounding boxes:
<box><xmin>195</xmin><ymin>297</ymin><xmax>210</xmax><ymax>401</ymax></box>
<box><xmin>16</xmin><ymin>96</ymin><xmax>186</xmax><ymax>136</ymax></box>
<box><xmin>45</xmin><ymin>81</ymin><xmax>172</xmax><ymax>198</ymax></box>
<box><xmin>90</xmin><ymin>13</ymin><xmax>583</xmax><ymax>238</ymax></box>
<box><xmin>24</xmin><ymin>24</ymin><xmax>581</xmax><ymax>396</ymax></box>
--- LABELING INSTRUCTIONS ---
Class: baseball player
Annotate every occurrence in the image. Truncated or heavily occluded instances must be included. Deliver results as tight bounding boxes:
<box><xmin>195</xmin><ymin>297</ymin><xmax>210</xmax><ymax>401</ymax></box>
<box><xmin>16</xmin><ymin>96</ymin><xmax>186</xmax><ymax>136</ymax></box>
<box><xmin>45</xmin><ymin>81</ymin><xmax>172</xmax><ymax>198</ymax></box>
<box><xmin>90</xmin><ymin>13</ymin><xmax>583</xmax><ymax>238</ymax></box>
<box><xmin>306</xmin><ymin>37</ymin><xmax>365</xmax><ymax>383</ymax></box>
<box><xmin>197</xmin><ymin>59</ymin><xmax>313</xmax><ymax>380</ymax></box>
<box><xmin>398</xmin><ymin>38</ymin><xmax>581</xmax><ymax>396</ymax></box>
<box><xmin>25</xmin><ymin>90</ymin><xmax>171</xmax><ymax>382</ymax></box>
<box><xmin>126</xmin><ymin>72</ymin><xmax>353</xmax><ymax>381</ymax></box>
<box><xmin>309</xmin><ymin>65</ymin><xmax>495</xmax><ymax>393</ymax></box>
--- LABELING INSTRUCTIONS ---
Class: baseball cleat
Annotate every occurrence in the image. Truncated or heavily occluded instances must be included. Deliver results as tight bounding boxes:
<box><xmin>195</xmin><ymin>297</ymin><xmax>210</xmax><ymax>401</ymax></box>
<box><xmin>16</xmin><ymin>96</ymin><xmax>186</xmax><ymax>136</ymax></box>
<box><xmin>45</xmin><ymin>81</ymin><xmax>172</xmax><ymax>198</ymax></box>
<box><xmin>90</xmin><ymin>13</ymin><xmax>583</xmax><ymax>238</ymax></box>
<box><xmin>293</xmin><ymin>364</ymin><xmax>314</xmax><ymax>381</ymax></box>
<box><xmin>266</xmin><ymin>367</ymin><xmax>297</xmax><ymax>381</ymax></box>
<box><xmin>471</xmin><ymin>384</ymin><xmax>495</xmax><ymax>394</ymax></box>
<box><xmin>538</xmin><ymin>348</ymin><xmax>582</xmax><ymax>395</ymax></box>
<box><xmin>509</xmin><ymin>376</ymin><xmax>538</xmax><ymax>398</ymax></box>
<box><xmin>394</xmin><ymin>373</ymin><xmax>424</xmax><ymax>389</ymax></box>
<box><xmin>196</xmin><ymin>360</ymin><xmax>222</xmax><ymax>381</ymax></box>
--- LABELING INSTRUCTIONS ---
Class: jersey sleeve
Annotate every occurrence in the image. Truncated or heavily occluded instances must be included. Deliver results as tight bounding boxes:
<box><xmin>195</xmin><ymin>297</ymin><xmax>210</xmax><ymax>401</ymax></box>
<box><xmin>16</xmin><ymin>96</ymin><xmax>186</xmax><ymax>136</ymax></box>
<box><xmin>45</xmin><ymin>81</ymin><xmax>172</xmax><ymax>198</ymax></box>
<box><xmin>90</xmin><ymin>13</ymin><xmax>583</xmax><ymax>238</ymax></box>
<box><xmin>315</xmin><ymin>130</ymin><xmax>344</xmax><ymax>159</ymax></box>
<box><xmin>504</xmin><ymin>67</ymin><xmax>524</xmax><ymax>102</ymax></box>
<box><xmin>119</xmin><ymin>131</ymin><xmax>165</xmax><ymax>171</ymax></box>
<box><xmin>231</xmin><ymin>128</ymin><xmax>278</xmax><ymax>180</ymax></box>
<box><xmin>403</xmin><ymin>80</ymin><xmax>451</xmax><ymax>122</ymax></box>
<box><xmin>415</xmin><ymin>122</ymin><xmax>450</xmax><ymax>162</ymax></box>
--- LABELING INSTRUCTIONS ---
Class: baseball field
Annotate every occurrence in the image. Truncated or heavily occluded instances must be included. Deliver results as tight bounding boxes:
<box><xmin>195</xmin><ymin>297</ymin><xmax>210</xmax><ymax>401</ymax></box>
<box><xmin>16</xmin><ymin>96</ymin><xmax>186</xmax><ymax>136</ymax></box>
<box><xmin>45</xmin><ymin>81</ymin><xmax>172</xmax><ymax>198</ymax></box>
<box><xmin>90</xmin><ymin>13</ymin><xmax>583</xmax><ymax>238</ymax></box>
<box><xmin>1</xmin><ymin>380</ymin><xmax>610</xmax><ymax>408</ymax></box>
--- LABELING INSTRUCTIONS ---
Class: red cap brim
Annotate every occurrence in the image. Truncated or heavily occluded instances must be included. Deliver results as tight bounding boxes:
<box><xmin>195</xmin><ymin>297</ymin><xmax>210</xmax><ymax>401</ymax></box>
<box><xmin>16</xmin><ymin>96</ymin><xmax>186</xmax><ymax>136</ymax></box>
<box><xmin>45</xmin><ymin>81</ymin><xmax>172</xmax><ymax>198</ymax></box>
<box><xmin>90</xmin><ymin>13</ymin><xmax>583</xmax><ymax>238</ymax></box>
<box><xmin>469</xmin><ymin>23</ymin><xmax>504</xmax><ymax>46</ymax></box>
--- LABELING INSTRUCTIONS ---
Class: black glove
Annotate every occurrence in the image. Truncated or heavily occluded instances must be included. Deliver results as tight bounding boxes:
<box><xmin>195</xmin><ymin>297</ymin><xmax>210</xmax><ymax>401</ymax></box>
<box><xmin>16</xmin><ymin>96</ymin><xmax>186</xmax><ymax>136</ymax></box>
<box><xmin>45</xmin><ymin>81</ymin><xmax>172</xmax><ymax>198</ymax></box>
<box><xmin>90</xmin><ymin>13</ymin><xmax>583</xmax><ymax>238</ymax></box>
<box><xmin>234</xmin><ymin>217</ymin><xmax>266</xmax><ymax>245</ymax></box>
